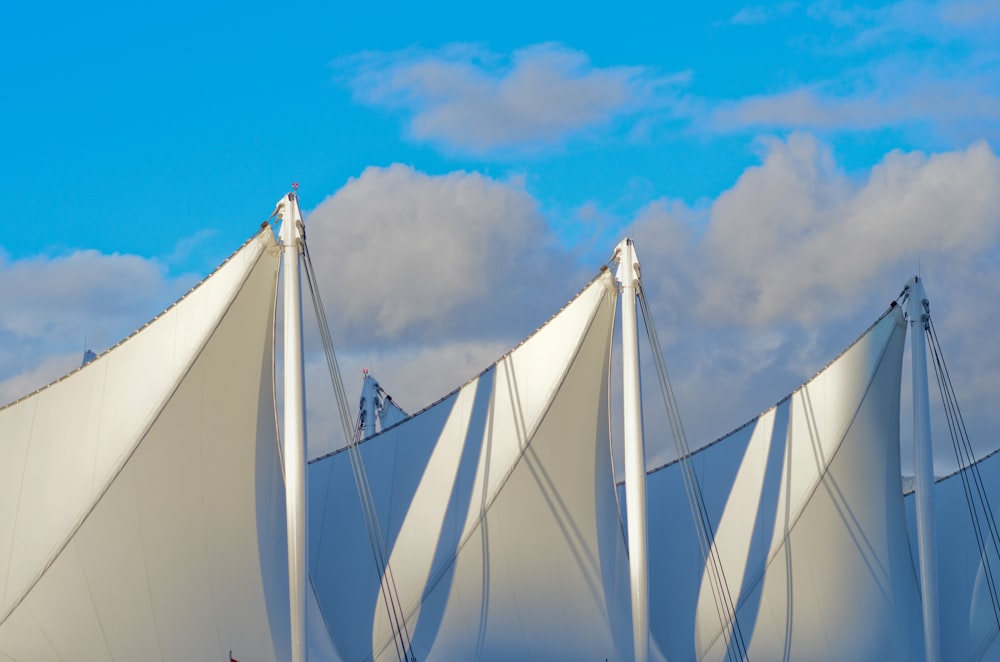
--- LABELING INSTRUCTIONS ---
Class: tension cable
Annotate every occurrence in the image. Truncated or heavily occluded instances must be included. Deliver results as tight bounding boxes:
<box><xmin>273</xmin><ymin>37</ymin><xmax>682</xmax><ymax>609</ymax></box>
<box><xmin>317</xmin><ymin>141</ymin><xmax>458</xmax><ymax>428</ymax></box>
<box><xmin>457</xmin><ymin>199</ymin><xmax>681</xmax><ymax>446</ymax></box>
<box><xmin>926</xmin><ymin>316</ymin><xmax>1000</xmax><ymax>633</ymax></box>
<box><xmin>637</xmin><ymin>285</ymin><xmax>749</xmax><ymax>662</ymax></box>
<box><xmin>300</xmin><ymin>234</ymin><xmax>416</xmax><ymax>662</ymax></box>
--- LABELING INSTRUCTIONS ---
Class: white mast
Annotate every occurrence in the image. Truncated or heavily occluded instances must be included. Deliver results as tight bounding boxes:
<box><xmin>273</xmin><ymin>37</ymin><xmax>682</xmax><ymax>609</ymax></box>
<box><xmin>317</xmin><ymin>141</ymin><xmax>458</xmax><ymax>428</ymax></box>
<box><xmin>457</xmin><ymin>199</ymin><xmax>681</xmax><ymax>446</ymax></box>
<box><xmin>616</xmin><ymin>238</ymin><xmax>649</xmax><ymax>662</ymax></box>
<box><xmin>277</xmin><ymin>191</ymin><xmax>308</xmax><ymax>662</ymax></box>
<box><xmin>907</xmin><ymin>276</ymin><xmax>940</xmax><ymax>662</ymax></box>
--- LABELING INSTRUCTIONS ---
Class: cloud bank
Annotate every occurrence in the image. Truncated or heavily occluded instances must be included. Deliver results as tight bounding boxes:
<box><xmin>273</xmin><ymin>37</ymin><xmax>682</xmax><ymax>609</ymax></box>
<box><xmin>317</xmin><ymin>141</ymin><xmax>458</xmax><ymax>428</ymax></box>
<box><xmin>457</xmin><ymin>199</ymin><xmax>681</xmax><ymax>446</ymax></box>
<box><xmin>302</xmin><ymin>163</ymin><xmax>582</xmax><ymax>345</ymax></box>
<box><xmin>685</xmin><ymin>133</ymin><xmax>1000</xmax><ymax>326</ymax></box>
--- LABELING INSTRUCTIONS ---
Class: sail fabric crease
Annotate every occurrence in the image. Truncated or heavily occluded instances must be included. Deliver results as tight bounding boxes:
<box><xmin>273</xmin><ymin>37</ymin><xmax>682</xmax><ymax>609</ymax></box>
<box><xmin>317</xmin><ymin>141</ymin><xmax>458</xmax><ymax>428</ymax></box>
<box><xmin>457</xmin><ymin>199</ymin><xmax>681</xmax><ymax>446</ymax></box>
<box><xmin>309</xmin><ymin>269</ymin><xmax>632</xmax><ymax>661</ymax></box>
<box><xmin>0</xmin><ymin>229</ymin><xmax>291</xmax><ymax>660</ymax></box>
<box><xmin>646</xmin><ymin>306</ymin><xmax>924</xmax><ymax>661</ymax></box>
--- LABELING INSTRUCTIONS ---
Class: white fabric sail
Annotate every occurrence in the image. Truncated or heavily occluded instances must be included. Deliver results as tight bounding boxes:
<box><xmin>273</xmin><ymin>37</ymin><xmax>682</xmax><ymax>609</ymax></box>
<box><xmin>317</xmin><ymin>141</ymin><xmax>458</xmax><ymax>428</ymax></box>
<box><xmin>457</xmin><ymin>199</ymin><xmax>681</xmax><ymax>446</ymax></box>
<box><xmin>308</xmin><ymin>268</ymin><xmax>633</xmax><ymax>661</ymax></box>
<box><xmin>0</xmin><ymin>229</ymin><xmax>293</xmax><ymax>661</ymax></box>
<box><xmin>8</xmin><ymin>218</ymin><xmax>998</xmax><ymax>662</ymax></box>
<box><xmin>643</xmin><ymin>305</ymin><xmax>924</xmax><ymax>661</ymax></box>
<box><xmin>905</xmin><ymin>450</ymin><xmax>1000</xmax><ymax>660</ymax></box>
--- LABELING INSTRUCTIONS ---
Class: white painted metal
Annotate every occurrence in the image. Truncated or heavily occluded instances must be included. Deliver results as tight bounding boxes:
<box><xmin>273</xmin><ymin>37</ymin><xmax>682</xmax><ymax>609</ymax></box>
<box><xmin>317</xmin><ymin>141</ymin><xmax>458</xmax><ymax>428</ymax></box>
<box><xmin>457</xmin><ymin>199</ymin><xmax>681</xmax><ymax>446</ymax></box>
<box><xmin>908</xmin><ymin>276</ymin><xmax>940</xmax><ymax>662</ymax></box>
<box><xmin>617</xmin><ymin>238</ymin><xmax>649</xmax><ymax>662</ymax></box>
<box><xmin>278</xmin><ymin>192</ymin><xmax>309</xmax><ymax>662</ymax></box>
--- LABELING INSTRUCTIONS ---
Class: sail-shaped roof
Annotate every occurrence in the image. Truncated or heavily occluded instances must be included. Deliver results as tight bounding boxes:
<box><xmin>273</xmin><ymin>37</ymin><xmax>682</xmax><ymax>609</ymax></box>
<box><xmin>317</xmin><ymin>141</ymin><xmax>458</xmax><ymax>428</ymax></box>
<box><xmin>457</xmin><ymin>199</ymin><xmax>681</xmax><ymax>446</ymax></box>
<box><xmin>0</xmin><ymin>228</ymin><xmax>292</xmax><ymax>661</ymax></box>
<box><xmin>4</xmin><ymin>213</ymin><xmax>997</xmax><ymax>662</ymax></box>
<box><xmin>309</xmin><ymin>268</ymin><xmax>632</xmax><ymax>661</ymax></box>
<box><xmin>643</xmin><ymin>305</ymin><xmax>923</xmax><ymax>661</ymax></box>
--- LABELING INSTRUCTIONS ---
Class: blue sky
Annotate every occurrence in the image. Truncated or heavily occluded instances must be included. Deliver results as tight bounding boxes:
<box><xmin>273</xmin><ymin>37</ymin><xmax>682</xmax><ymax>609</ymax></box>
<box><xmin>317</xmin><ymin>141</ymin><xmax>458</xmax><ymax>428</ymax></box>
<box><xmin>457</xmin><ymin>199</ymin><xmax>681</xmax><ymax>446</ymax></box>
<box><xmin>2</xmin><ymin>0</ymin><xmax>1000</xmax><ymax>469</ymax></box>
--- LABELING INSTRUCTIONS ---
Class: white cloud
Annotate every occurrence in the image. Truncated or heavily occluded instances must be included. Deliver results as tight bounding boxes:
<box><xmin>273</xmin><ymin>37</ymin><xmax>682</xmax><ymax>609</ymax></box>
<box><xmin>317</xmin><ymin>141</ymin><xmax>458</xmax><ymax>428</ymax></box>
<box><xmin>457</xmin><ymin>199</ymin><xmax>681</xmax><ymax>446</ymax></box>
<box><xmin>689</xmin><ymin>134</ymin><xmax>1000</xmax><ymax>326</ymax></box>
<box><xmin>302</xmin><ymin>163</ymin><xmax>582</xmax><ymax>345</ymax></box>
<box><xmin>0</xmin><ymin>249</ymin><xmax>169</xmax><ymax>338</ymax></box>
<box><xmin>339</xmin><ymin>43</ymin><xmax>684</xmax><ymax>154</ymax></box>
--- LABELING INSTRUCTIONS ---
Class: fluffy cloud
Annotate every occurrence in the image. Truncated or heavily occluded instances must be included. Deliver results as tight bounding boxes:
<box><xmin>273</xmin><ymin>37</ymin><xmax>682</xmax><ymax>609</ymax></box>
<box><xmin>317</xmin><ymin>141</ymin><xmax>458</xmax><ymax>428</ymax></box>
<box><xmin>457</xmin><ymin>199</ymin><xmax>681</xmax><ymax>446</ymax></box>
<box><xmin>694</xmin><ymin>134</ymin><xmax>1000</xmax><ymax>325</ymax></box>
<box><xmin>0</xmin><ymin>250</ymin><xmax>169</xmax><ymax>338</ymax></box>
<box><xmin>339</xmin><ymin>43</ymin><xmax>681</xmax><ymax>154</ymax></box>
<box><xmin>302</xmin><ymin>163</ymin><xmax>582</xmax><ymax>345</ymax></box>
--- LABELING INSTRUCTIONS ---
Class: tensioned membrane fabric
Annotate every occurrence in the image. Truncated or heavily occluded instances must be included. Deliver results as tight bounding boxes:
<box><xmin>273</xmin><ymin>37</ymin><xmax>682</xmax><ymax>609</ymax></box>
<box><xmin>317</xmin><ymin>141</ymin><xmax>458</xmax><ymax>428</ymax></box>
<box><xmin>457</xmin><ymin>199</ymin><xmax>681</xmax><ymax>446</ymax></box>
<box><xmin>905</xmin><ymin>447</ymin><xmax>1000</xmax><ymax>660</ymax></box>
<box><xmin>309</xmin><ymin>268</ymin><xmax>633</xmax><ymax>661</ymax></box>
<box><xmin>642</xmin><ymin>306</ymin><xmax>925</xmax><ymax>661</ymax></box>
<box><xmin>0</xmin><ymin>229</ymin><xmax>293</xmax><ymax>661</ymax></box>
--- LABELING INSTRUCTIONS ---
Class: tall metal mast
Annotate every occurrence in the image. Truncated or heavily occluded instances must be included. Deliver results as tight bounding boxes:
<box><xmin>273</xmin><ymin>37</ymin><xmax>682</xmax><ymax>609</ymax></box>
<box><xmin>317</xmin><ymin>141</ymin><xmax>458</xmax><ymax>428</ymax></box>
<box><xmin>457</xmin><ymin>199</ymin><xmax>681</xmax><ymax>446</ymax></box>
<box><xmin>276</xmin><ymin>192</ymin><xmax>308</xmax><ymax>662</ymax></box>
<box><xmin>907</xmin><ymin>276</ymin><xmax>940</xmax><ymax>662</ymax></box>
<box><xmin>616</xmin><ymin>238</ymin><xmax>649</xmax><ymax>662</ymax></box>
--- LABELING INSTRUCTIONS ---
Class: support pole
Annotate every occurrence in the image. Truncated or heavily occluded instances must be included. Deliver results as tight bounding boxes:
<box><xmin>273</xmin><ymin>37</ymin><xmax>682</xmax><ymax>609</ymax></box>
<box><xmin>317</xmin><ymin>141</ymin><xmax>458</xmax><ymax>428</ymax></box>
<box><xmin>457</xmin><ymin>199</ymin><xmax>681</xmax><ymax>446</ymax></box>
<box><xmin>908</xmin><ymin>276</ymin><xmax>940</xmax><ymax>662</ymax></box>
<box><xmin>277</xmin><ymin>192</ymin><xmax>308</xmax><ymax>662</ymax></box>
<box><xmin>616</xmin><ymin>238</ymin><xmax>649</xmax><ymax>662</ymax></box>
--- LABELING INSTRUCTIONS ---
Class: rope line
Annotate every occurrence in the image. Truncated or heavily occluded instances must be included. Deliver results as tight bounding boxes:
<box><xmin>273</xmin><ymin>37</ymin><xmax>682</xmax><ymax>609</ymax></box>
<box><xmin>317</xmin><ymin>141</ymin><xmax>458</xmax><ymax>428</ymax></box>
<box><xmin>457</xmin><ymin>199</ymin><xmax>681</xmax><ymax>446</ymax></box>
<box><xmin>300</xmin><ymin>234</ymin><xmax>416</xmax><ymax>662</ymax></box>
<box><xmin>926</xmin><ymin>316</ymin><xmax>1000</xmax><ymax>634</ymax></box>
<box><xmin>637</xmin><ymin>286</ymin><xmax>749</xmax><ymax>662</ymax></box>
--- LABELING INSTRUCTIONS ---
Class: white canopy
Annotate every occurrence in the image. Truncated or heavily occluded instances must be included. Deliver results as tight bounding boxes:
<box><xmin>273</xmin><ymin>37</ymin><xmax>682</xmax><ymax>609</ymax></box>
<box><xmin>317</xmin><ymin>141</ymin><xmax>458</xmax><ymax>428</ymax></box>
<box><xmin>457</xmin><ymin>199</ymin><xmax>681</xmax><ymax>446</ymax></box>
<box><xmin>309</xmin><ymin>268</ymin><xmax>633</xmax><ymax>661</ymax></box>
<box><xmin>4</xmin><ymin>217</ymin><xmax>999</xmax><ymax>662</ymax></box>
<box><xmin>643</xmin><ymin>306</ymin><xmax>925</xmax><ymax>661</ymax></box>
<box><xmin>0</xmin><ymin>229</ymin><xmax>291</xmax><ymax>661</ymax></box>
